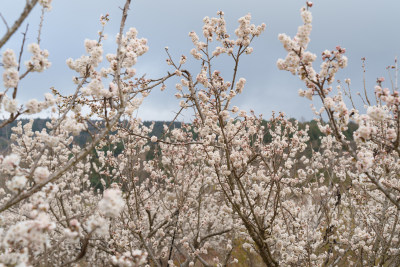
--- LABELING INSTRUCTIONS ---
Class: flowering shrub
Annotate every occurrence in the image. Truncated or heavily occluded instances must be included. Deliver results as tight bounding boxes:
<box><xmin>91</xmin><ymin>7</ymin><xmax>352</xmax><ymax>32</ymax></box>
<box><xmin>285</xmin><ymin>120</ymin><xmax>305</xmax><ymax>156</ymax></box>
<box><xmin>277</xmin><ymin>2</ymin><xmax>400</xmax><ymax>266</ymax></box>
<box><xmin>0</xmin><ymin>1</ymin><xmax>399</xmax><ymax>266</ymax></box>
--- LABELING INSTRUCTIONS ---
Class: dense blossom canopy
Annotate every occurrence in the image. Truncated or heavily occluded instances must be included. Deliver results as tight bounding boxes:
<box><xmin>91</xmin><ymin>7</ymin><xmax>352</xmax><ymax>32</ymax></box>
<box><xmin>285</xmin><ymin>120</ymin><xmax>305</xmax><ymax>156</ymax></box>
<box><xmin>0</xmin><ymin>1</ymin><xmax>399</xmax><ymax>266</ymax></box>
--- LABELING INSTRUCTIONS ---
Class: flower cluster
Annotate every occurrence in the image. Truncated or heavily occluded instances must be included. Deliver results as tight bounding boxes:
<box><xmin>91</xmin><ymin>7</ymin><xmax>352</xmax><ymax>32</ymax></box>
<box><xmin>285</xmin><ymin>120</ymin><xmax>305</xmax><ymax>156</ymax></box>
<box><xmin>277</xmin><ymin>6</ymin><xmax>400</xmax><ymax>265</ymax></box>
<box><xmin>189</xmin><ymin>11</ymin><xmax>265</xmax><ymax>60</ymax></box>
<box><xmin>25</xmin><ymin>43</ymin><xmax>51</xmax><ymax>72</ymax></box>
<box><xmin>1</xmin><ymin>2</ymin><xmax>400</xmax><ymax>266</ymax></box>
<box><xmin>2</xmin><ymin>49</ymin><xmax>19</xmax><ymax>88</ymax></box>
<box><xmin>39</xmin><ymin>0</ymin><xmax>53</xmax><ymax>10</ymax></box>
<box><xmin>98</xmin><ymin>187</ymin><xmax>125</xmax><ymax>218</ymax></box>
<box><xmin>66</xmin><ymin>39</ymin><xmax>103</xmax><ymax>75</ymax></box>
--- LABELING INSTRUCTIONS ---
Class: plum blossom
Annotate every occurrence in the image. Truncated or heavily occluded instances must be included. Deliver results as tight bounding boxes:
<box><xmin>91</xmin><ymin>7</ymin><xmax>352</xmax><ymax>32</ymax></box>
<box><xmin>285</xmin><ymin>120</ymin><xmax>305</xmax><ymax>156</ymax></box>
<box><xmin>2</xmin><ymin>153</ymin><xmax>20</xmax><ymax>170</ymax></box>
<box><xmin>235</xmin><ymin>78</ymin><xmax>246</xmax><ymax>93</ymax></box>
<box><xmin>25</xmin><ymin>43</ymin><xmax>51</xmax><ymax>72</ymax></box>
<box><xmin>25</xmin><ymin>99</ymin><xmax>40</xmax><ymax>114</ymax></box>
<box><xmin>2</xmin><ymin>68</ymin><xmax>19</xmax><ymax>88</ymax></box>
<box><xmin>98</xmin><ymin>187</ymin><xmax>125</xmax><ymax>218</ymax></box>
<box><xmin>2</xmin><ymin>96</ymin><xmax>18</xmax><ymax>113</ymax></box>
<box><xmin>357</xmin><ymin>149</ymin><xmax>374</xmax><ymax>172</ymax></box>
<box><xmin>39</xmin><ymin>0</ymin><xmax>53</xmax><ymax>10</ymax></box>
<box><xmin>6</xmin><ymin>175</ymin><xmax>27</xmax><ymax>192</ymax></box>
<box><xmin>2</xmin><ymin>49</ymin><xmax>18</xmax><ymax>68</ymax></box>
<box><xmin>367</xmin><ymin>105</ymin><xmax>388</xmax><ymax>121</ymax></box>
<box><xmin>3</xmin><ymin>213</ymin><xmax>55</xmax><ymax>252</ymax></box>
<box><xmin>34</xmin><ymin>167</ymin><xmax>50</xmax><ymax>184</ymax></box>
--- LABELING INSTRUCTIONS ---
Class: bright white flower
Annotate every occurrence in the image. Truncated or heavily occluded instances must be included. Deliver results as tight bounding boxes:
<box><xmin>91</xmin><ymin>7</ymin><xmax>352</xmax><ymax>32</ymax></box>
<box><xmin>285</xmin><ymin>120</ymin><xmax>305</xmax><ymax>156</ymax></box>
<box><xmin>4</xmin><ymin>213</ymin><xmax>55</xmax><ymax>253</ymax></box>
<box><xmin>245</xmin><ymin>47</ymin><xmax>253</xmax><ymax>54</ymax></box>
<box><xmin>235</xmin><ymin>78</ymin><xmax>246</xmax><ymax>94</ymax></box>
<box><xmin>387</xmin><ymin>128</ymin><xmax>397</xmax><ymax>141</ymax></box>
<box><xmin>175</xmin><ymin>83</ymin><xmax>183</xmax><ymax>91</ymax></box>
<box><xmin>238</xmin><ymin>110</ymin><xmax>247</xmax><ymax>117</ymax></box>
<box><xmin>98</xmin><ymin>187</ymin><xmax>125</xmax><ymax>218</ymax></box>
<box><xmin>2</xmin><ymin>153</ymin><xmax>20</xmax><ymax>169</ymax></box>
<box><xmin>179</xmin><ymin>55</ymin><xmax>187</xmax><ymax>65</ymax></box>
<box><xmin>324</xmin><ymin>97</ymin><xmax>335</xmax><ymax>109</ymax></box>
<box><xmin>39</xmin><ymin>0</ymin><xmax>52</xmax><ymax>10</ymax></box>
<box><xmin>190</xmin><ymin>48</ymin><xmax>202</xmax><ymax>60</ymax></box>
<box><xmin>355</xmin><ymin>125</ymin><xmax>375</xmax><ymax>141</ymax></box>
<box><xmin>179</xmin><ymin>100</ymin><xmax>187</xmax><ymax>108</ymax></box>
<box><xmin>2</xmin><ymin>96</ymin><xmax>18</xmax><ymax>113</ymax></box>
<box><xmin>305</xmin><ymin>89</ymin><xmax>313</xmax><ymax>100</ymax></box>
<box><xmin>301</xmin><ymin>8</ymin><xmax>312</xmax><ymax>24</ymax></box>
<box><xmin>25</xmin><ymin>43</ymin><xmax>51</xmax><ymax>72</ymax></box>
<box><xmin>3</xmin><ymin>68</ymin><xmax>19</xmax><ymax>88</ymax></box>
<box><xmin>34</xmin><ymin>167</ymin><xmax>50</xmax><ymax>184</ymax></box>
<box><xmin>86</xmin><ymin>215</ymin><xmax>109</xmax><ymax>236</ymax></box>
<box><xmin>63</xmin><ymin>117</ymin><xmax>86</xmax><ymax>135</ymax></box>
<box><xmin>25</xmin><ymin>99</ymin><xmax>40</xmax><ymax>114</ymax></box>
<box><xmin>2</xmin><ymin>49</ymin><xmax>18</xmax><ymax>68</ymax></box>
<box><xmin>367</xmin><ymin>106</ymin><xmax>387</xmax><ymax>121</ymax></box>
<box><xmin>219</xmin><ymin>110</ymin><xmax>230</xmax><ymax>120</ymax></box>
<box><xmin>357</xmin><ymin>150</ymin><xmax>374</xmax><ymax>172</ymax></box>
<box><xmin>6</xmin><ymin>175</ymin><xmax>27</xmax><ymax>192</ymax></box>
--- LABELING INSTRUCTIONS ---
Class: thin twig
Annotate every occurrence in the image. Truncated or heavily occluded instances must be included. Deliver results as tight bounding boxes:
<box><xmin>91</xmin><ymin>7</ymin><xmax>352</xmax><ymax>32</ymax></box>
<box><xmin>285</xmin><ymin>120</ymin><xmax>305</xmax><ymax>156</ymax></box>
<box><xmin>37</xmin><ymin>7</ymin><xmax>45</xmax><ymax>45</ymax></box>
<box><xmin>362</xmin><ymin>57</ymin><xmax>371</xmax><ymax>105</ymax></box>
<box><xmin>0</xmin><ymin>0</ymin><xmax>39</xmax><ymax>49</ymax></box>
<box><xmin>0</xmin><ymin>12</ymin><xmax>9</xmax><ymax>30</ymax></box>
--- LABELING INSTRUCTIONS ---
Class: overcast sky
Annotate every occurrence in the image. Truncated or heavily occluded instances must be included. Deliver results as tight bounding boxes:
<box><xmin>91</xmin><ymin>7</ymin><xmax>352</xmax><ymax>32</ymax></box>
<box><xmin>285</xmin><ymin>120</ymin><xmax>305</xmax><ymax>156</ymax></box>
<box><xmin>1</xmin><ymin>0</ymin><xmax>400</xmax><ymax>121</ymax></box>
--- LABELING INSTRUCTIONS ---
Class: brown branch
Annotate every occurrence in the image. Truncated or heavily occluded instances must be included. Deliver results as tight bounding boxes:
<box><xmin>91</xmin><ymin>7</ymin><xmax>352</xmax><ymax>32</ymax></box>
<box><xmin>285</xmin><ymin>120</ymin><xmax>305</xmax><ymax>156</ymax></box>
<box><xmin>61</xmin><ymin>232</ymin><xmax>93</xmax><ymax>266</ymax></box>
<box><xmin>182</xmin><ymin>69</ymin><xmax>205</xmax><ymax>124</ymax></box>
<box><xmin>16</xmin><ymin>23</ymin><xmax>29</xmax><ymax>73</ymax></box>
<box><xmin>37</xmin><ymin>7</ymin><xmax>45</xmax><ymax>45</ymax></box>
<box><xmin>0</xmin><ymin>13</ymin><xmax>9</xmax><ymax>31</ymax></box>
<box><xmin>0</xmin><ymin>0</ymin><xmax>39</xmax><ymax>49</ymax></box>
<box><xmin>114</xmin><ymin>0</ymin><xmax>131</xmax><ymax>108</ymax></box>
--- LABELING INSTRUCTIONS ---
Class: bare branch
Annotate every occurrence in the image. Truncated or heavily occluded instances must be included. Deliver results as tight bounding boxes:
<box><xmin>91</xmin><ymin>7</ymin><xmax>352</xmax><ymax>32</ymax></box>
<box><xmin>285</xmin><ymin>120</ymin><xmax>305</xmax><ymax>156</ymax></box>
<box><xmin>0</xmin><ymin>0</ymin><xmax>39</xmax><ymax>49</ymax></box>
<box><xmin>0</xmin><ymin>12</ymin><xmax>10</xmax><ymax>31</ymax></box>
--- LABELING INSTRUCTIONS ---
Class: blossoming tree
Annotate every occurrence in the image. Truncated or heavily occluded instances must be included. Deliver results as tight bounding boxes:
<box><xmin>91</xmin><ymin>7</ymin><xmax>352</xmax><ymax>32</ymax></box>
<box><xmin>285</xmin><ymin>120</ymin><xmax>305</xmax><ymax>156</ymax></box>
<box><xmin>1</xmin><ymin>0</ymin><xmax>400</xmax><ymax>266</ymax></box>
<box><xmin>277</xmin><ymin>2</ymin><xmax>400</xmax><ymax>266</ymax></box>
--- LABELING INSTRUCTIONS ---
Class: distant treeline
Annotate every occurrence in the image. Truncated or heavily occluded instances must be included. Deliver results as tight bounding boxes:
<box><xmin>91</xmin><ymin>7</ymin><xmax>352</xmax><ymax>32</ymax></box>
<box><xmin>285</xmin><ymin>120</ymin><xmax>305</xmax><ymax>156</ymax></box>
<box><xmin>0</xmin><ymin>119</ymin><xmax>183</xmax><ymax>151</ymax></box>
<box><xmin>0</xmin><ymin>118</ymin><xmax>358</xmax><ymax>154</ymax></box>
